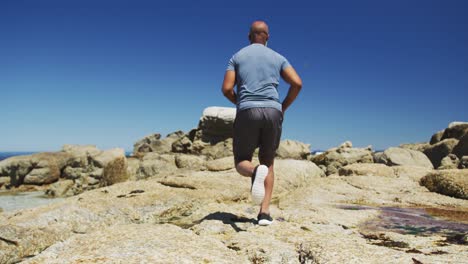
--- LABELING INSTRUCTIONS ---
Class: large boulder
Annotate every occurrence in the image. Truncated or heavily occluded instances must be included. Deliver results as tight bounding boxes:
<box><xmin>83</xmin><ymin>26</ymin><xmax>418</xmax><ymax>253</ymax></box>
<box><xmin>206</xmin><ymin>157</ymin><xmax>235</xmax><ymax>171</ymax></box>
<box><xmin>420</xmin><ymin>169</ymin><xmax>468</xmax><ymax>199</ymax></box>
<box><xmin>0</xmin><ymin>152</ymin><xmax>73</xmax><ymax>186</ymax></box>
<box><xmin>453</xmin><ymin>133</ymin><xmax>468</xmax><ymax>158</ymax></box>
<box><xmin>375</xmin><ymin>147</ymin><xmax>433</xmax><ymax>169</ymax></box>
<box><xmin>398</xmin><ymin>142</ymin><xmax>430</xmax><ymax>153</ymax></box>
<box><xmin>133</xmin><ymin>131</ymin><xmax>185</xmax><ymax>155</ymax></box>
<box><xmin>441</xmin><ymin>122</ymin><xmax>468</xmax><ymax>141</ymax></box>
<box><xmin>134</xmin><ymin>153</ymin><xmax>177</xmax><ymax>180</ymax></box>
<box><xmin>423</xmin><ymin>139</ymin><xmax>459</xmax><ymax>168</ymax></box>
<box><xmin>276</xmin><ymin>140</ymin><xmax>310</xmax><ymax>160</ymax></box>
<box><xmin>438</xmin><ymin>154</ymin><xmax>460</xmax><ymax>170</ymax></box>
<box><xmin>97</xmin><ymin>148</ymin><xmax>128</xmax><ymax>186</ymax></box>
<box><xmin>197</xmin><ymin>106</ymin><xmax>236</xmax><ymax>143</ymax></box>
<box><xmin>175</xmin><ymin>154</ymin><xmax>206</xmax><ymax>170</ymax></box>
<box><xmin>311</xmin><ymin>141</ymin><xmax>373</xmax><ymax>175</ymax></box>
<box><xmin>430</xmin><ymin>130</ymin><xmax>445</xmax><ymax>145</ymax></box>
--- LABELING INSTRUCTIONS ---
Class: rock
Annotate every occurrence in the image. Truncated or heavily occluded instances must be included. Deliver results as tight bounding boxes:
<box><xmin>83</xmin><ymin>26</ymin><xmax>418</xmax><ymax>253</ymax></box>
<box><xmin>0</xmin><ymin>177</ymin><xmax>10</xmax><ymax>187</ymax></box>
<box><xmin>375</xmin><ymin>147</ymin><xmax>433</xmax><ymax>169</ymax></box>
<box><xmin>441</xmin><ymin>122</ymin><xmax>468</xmax><ymax>140</ymax></box>
<box><xmin>135</xmin><ymin>153</ymin><xmax>177</xmax><ymax>179</ymax></box>
<box><xmin>197</xmin><ymin>106</ymin><xmax>236</xmax><ymax>143</ymax></box>
<box><xmin>439</xmin><ymin>154</ymin><xmax>460</xmax><ymax>170</ymax></box>
<box><xmin>276</xmin><ymin>139</ymin><xmax>310</xmax><ymax>160</ymax></box>
<box><xmin>399</xmin><ymin>142</ymin><xmax>430</xmax><ymax>153</ymax></box>
<box><xmin>23</xmin><ymin>168</ymin><xmax>57</xmax><ymax>185</ymax></box>
<box><xmin>90</xmin><ymin>148</ymin><xmax>128</xmax><ymax>186</ymax></box>
<box><xmin>420</xmin><ymin>169</ymin><xmax>468</xmax><ymax>199</ymax></box>
<box><xmin>23</xmin><ymin>224</ymin><xmax>244</xmax><ymax>263</ymax></box>
<box><xmin>274</xmin><ymin>159</ymin><xmax>325</xmax><ymax>194</ymax></box>
<box><xmin>199</xmin><ymin>138</ymin><xmax>234</xmax><ymax>159</ymax></box>
<box><xmin>62</xmin><ymin>145</ymin><xmax>101</xmax><ymax>167</ymax></box>
<box><xmin>311</xmin><ymin>141</ymin><xmax>373</xmax><ymax>175</ymax></box>
<box><xmin>392</xmin><ymin>166</ymin><xmax>433</xmax><ymax>182</ymax></box>
<box><xmin>133</xmin><ymin>133</ymin><xmax>161</xmax><ymax>153</ymax></box>
<box><xmin>62</xmin><ymin>166</ymin><xmax>84</xmax><ymax>179</ymax></box>
<box><xmin>338</xmin><ymin>163</ymin><xmax>395</xmax><ymax>177</ymax></box>
<box><xmin>45</xmin><ymin>179</ymin><xmax>75</xmax><ymax>197</ymax></box>
<box><xmin>453</xmin><ymin>133</ymin><xmax>468</xmax><ymax>158</ymax></box>
<box><xmin>171</xmin><ymin>135</ymin><xmax>193</xmax><ymax>153</ymax></box>
<box><xmin>126</xmin><ymin>157</ymin><xmax>141</xmax><ymax>181</ymax></box>
<box><xmin>206</xmin><ymin>157</ymin><xmax>235</xmax><ymax>171</ymax></box>
<box><xmin>0</xmin><ymin>152</ymin><xmax>72</xmax><ymax>186</ymax></box>
<box><xmin>133</xmin><ymin>131</ymin><xmax>185</xmax><ymax>154</ymax></box>
<box><xmin>423</xmin><ymin>139</ymin><xmax>459</xmax><ymax>168</ymax></box>
<box><xmin>175</xmin><ymin>154</ymin><xmax>206</xmax><ymax>170</ymax></box>
<box><xmin>430</xmin><ymin>130</ymin><xmax>445</xmax><ymax>145</ymax></box>
<box><xmin>460</xmin><ymin>156</ymin><xmax>468</xmax><ymax>169</ymax></box>
<box><xmin>372</xmin><ymin>152</ymin><xmax>384</xmax><ymax>163</ymax></box>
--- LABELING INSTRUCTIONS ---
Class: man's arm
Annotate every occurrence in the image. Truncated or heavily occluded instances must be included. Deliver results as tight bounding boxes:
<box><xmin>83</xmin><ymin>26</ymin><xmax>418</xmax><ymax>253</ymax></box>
<box><xmin>281</xmin><ymin>66</ymin><xmax>302</xmax><ymax>113</ymax></box>
<box><xmin>222</xmin><ymin>70</ymin><xmax>237</xmax><ymax>105</ymax></box>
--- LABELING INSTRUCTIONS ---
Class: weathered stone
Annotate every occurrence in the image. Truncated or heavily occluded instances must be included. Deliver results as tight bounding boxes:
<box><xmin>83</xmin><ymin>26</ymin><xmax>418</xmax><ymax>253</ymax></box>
<box><xmin>338</xmin><ymin>163</ymin><xmax>395</xmax><ymax>177</ymax></box>
<box><xmin>420</xmin><ymin>169</ymin><xmax>468</xmax><ymax>199</ymax></box>
<box><xmin>133</xmin><ymin>133</ymin><xmax>161</xmax><ymax>153</ymax></box>
<box><xmin>453</xmin><ymin>133</ymin><xmax>468</xmax><ymax>158</ymax></box>
<box><xmin>441</xmin><ymin>122</ymin><xmax>468</xmax><ymax>140</ymax></box>
<box><xmin>97</xmin><ymin>149</ymin><xmax>128</xmax><ymax>186</ymax></box>
<box><xmin>439</xmin><ymin>154</ymin><xmax>460</xmax><ymax>170</ymax></box>
<box><xmin>424</xmin><ymin>139</ymin><xmax>459</xmax><ymax>168</ymax></box>
<box><xmin>0</xmin><ymin>177</ymin><xmax>10</xmax><ymax>187</ymax></box>
<box><xmin>430</xmin><ymin>130</ymin><xmax>445</xmax><ymax>145</ymax></box>
<box><xmin>135</xmin><ymin>154</ymin><xmax>177</xmax><ymax>179</ymax></box>
<box><xmin>399</xmin><ymin>142</ymin><xmax>430</xmax><ymax>153</ymax></box>
<box><xmin>171</xmin><ymin>135</ymin><xmax>193</xmax><ymax>153</ymax></box>
<box><xmin>460</xmin><ymin>156</ymin><xmax>468</xmax><ymax>169</ymax></box>
<box><xmin>23</xmin><ymin>168</ymin><xmax>58</xmax><ymax>185</ymax></box>
<box><xmin>276</xmin><ymin>139</ymin><xmax>310</xmax><ymax>160</ymax></box>
<box><xmin>133</xmin><ymin>131</ymin><xmax>185</xmax><ymax>155</ymax></box>
<box><xmin>197</xmin><ymin>106</ymin><xmax>236</xmax><ymax>143</ymax></box>
<box><xmin>23</xmin><ymin>224</ymin><xmax>244</xmax><ymax>264</ymax></box>
<box><xmin>312</xmin><ymin>141</ymin><xmax>373</xmax><ymax>175</ymax></box>
<box><xmin>126</xmin><ymin>157</ymin><xmax>140</xmax><ymax>181</ymax></box>
<box><xmin>206</xmin><ymin>157</ymin><xmax>234</xmax><ymax>171</ymax></box>
<box><xmin>62</xmin><ymin>166</ymin><xmax>84</xmax><ymax>179</ymax></box>
<box><xmin>392</xmin><ymin>166</ymin><xmax>433</xmax><ymax>182</ymax></box>
<box><xmin>175</xmin><ymin>154</ymin><xmax>206</xmax><ymax>170</ymax></box>
<box><xmin>376</xmin><ymin>147</ymin><xmax>433</xmax><ymax>169</ymax></box>
<box><xmin>45</xmin><ymin>179</ymin><xmax>75</xmax><ymax>197</ymax></box>
<box><xmin>199</xmin><ymin>138</ymin><xmax>233</xmax><ymax>159</ymax></box>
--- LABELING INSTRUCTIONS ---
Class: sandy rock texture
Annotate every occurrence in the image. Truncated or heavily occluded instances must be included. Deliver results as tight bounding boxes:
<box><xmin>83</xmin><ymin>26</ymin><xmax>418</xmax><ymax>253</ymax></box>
<box><xmin>1</xmin><ymin>158</ymin><xmax>467</xmax><ymax>264</ymax></box>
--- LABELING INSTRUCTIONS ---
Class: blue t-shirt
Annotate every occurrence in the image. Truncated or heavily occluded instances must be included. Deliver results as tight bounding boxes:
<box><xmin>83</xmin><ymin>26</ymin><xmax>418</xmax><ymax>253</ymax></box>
<box><xmin>227</xmin><ymin>43</ymin><xmax>291</xmax><ymax>112</ymax></box>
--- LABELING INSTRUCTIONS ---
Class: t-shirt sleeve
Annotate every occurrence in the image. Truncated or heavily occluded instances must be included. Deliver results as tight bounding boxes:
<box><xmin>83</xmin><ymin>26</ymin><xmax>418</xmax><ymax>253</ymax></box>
<box><xmin>226</xmin><ymin>56</ymin><xmax>236</xmax><ymax>71</ymax></box>
<box><xmin>280</xmin><ymin>55</ymin><xmax>292</xmax><ymax>71</ymax></box>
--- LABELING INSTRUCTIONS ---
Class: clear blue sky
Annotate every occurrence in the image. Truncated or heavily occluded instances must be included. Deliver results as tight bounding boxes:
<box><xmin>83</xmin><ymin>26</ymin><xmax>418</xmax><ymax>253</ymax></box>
<box><xmin>1</xmin><ymin>0</ymin><xmax>467</xmax><ymax>152</ymax></box>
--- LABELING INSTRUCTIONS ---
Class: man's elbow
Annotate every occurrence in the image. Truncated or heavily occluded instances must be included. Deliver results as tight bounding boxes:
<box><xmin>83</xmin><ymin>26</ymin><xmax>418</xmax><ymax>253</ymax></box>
<box><xmin>293</xmin><ymin>79</ymin><xmax>303</xmax><ymax>91</ymax></box>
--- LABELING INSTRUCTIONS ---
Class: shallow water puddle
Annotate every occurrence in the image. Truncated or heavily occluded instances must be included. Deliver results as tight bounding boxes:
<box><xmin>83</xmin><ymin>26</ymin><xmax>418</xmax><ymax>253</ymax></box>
<box><xmin>339</xmin><ymin>205</ymin><xmax>468</xmax><ymax>245</ymax></box>
<box><xmin>0</xmin><ymin>191</ymin><xmax>64</xmax><ymax>212</ymax></box>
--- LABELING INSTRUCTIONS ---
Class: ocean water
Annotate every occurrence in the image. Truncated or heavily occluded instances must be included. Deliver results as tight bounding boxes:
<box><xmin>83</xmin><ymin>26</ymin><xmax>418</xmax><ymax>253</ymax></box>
<box><xmin>0</xmin><ymin>152</ymin><xmax>35</xmax><ymax>162</ymax></box>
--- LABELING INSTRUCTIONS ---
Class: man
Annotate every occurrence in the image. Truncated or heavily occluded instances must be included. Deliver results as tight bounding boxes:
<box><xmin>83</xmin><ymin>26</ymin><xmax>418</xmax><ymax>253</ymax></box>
<box><xmin>222</xmin><ymin>21</ymin><xmax>302</xmax><ymax>226</ymax></box>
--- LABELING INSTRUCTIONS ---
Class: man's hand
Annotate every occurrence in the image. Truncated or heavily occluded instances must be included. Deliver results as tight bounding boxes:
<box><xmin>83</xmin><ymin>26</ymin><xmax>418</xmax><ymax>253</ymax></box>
<box><xmin>281</xmin><ymin>66</ymin><xmax>302</xmax><ymax>113</ymax></box>
<box><xmin>222</xmin><ymin>70</ymin><xmax>237</xmax><ymax>105</ymax></box>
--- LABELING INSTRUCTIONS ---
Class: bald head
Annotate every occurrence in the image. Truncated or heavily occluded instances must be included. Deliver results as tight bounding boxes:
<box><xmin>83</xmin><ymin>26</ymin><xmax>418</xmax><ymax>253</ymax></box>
<box><xmin>249</xmin><ymin>21</ymin><xmax>269</xmax><ymax>45</ymax></box>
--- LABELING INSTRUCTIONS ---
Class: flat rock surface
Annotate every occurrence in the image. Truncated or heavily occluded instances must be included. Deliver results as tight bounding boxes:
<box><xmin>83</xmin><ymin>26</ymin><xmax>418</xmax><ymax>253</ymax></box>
<box><xmin>1</xmin><ymin>160</ymin><xmax>467</xmax><ymax>263</ymax></box>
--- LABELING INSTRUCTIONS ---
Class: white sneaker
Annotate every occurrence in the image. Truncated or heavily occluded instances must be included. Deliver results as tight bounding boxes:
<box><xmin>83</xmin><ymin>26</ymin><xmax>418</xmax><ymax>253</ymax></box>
<box><xmin>251</xmin><ymin>165</ymin><xmax>268</xmax><ymax>205</ymax></box>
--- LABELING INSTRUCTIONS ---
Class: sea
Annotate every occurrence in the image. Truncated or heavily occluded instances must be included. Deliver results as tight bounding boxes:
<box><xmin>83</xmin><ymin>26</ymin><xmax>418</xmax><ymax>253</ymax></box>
<box><xmin>0</xmin><ymin>151</ymin><xmax>133</xmax><ymax>162</ymax></box>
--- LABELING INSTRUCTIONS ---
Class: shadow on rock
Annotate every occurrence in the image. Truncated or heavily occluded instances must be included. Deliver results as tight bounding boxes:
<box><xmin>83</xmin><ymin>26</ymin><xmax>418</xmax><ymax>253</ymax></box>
<box><xmin>200</xmin><ymin>211</ymin><xmax>256</xmax><ymax>232</ymax></box>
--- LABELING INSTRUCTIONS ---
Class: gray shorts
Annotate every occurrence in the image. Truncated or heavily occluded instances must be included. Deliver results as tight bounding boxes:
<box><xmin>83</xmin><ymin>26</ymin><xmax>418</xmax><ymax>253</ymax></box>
<box><xmin>233</xmin><ymin>107</ymin><xmax>283</xmax><ymax>165</ymax></box>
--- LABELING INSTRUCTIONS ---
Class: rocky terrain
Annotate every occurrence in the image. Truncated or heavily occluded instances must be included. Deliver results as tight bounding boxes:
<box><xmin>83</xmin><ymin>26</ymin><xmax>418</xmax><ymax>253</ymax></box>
<box><xmin>0</xmin><ymin>107</ymin><xmax>467</xmax><ymax>263</ymax></box>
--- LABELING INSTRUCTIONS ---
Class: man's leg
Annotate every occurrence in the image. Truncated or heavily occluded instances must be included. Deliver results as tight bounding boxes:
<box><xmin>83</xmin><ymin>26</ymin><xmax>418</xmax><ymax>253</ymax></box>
<box><xmin>259</xmin><ymin>159</ymin><xmax>274</xmax><ymax>214</ymax></box>
<box><xmin>235</xmin><ymin>160</ymin><xmax>256</xmax><ymax>177</ymax></box>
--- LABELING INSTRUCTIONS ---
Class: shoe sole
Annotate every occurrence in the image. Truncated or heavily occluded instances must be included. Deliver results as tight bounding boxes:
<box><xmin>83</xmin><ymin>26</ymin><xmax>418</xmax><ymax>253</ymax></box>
<box><xmin>258</xmin><ymin>219</ymin><xmax>273</xmax><ymax>226</ymax></box>
<box><xmin>251</xmin><ymin>165</ymin><xmax>268</xmax><ymax>205</ymax></box>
